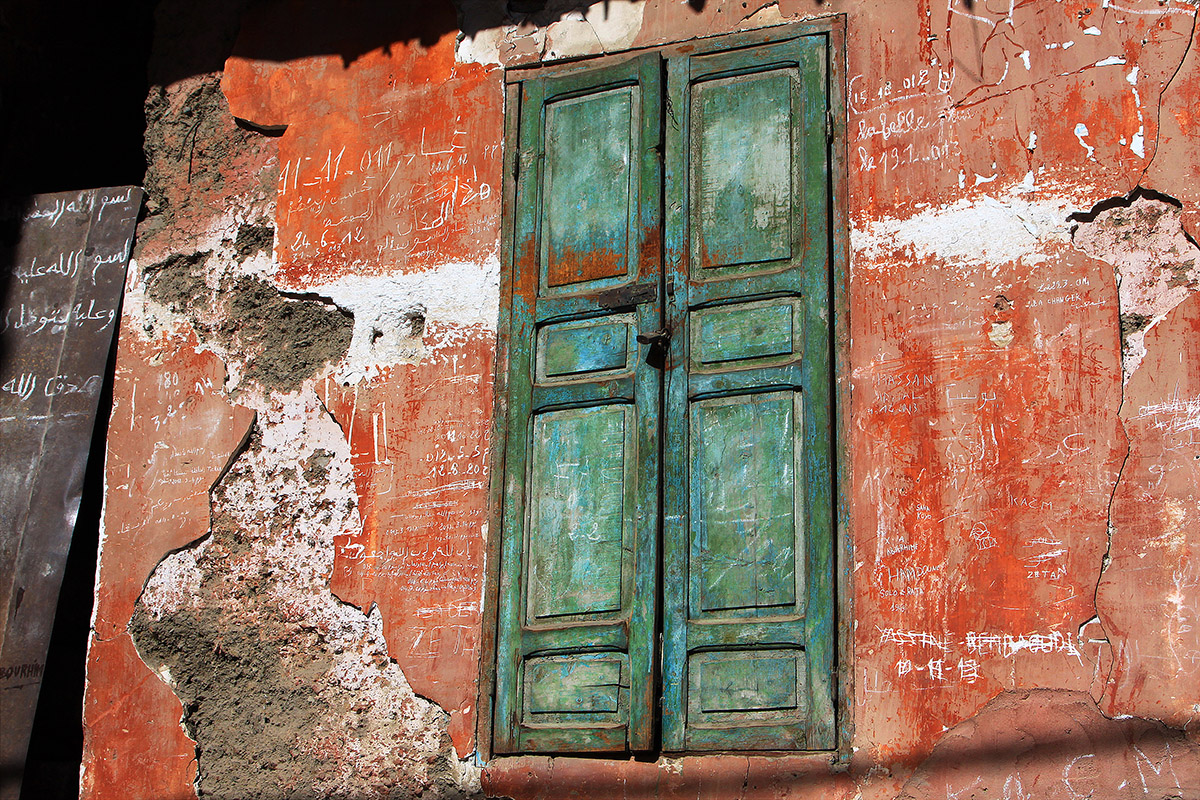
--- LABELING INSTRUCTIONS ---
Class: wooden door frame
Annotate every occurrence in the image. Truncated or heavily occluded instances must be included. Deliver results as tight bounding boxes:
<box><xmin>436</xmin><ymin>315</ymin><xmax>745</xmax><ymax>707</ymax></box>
<box><xmin>476</xmin><ymin>16</ymin><xmax>851</xmax><ymax>763</ymax></box>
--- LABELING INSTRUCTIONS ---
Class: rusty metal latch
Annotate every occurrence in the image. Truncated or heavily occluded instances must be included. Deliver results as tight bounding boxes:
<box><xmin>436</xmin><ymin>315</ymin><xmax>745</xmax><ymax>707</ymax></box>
<box><xmin>637</xmin><ymin>327</ymin><xmax>671</xmax><ymax>369</ymax></box>
<box><xmin>636</xmin><ymin>328</ymin><xmax>671</xmax><ymax>347</ymax></box>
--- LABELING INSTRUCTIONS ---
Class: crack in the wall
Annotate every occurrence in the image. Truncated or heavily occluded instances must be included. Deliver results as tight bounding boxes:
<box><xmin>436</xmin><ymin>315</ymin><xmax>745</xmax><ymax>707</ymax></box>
<box><xmin>1094</xmin><ymin>395</ymin><xmax>1129</xmax><ymax>696</ymax></box>
<box><xmin>947</xmin><ymin>1</ymin><xmax>1198</xmax><ymax>121</ymax></box>
<box><xmin>1139</xmin><ymin>4</ymin><xmax>1198</xmax><ymax>187</ymax></box>
<box><xmin>1070</xmin><ymin>189</ymin><xmax>1200</xmax><ymax>716</ymax></box>
<box><xmin>580</xmin><ymin>14</ymin><xmax>606</xmax><ymax>53</ymax></box>
<box><xmin>952</xmin><ymin>59</ymin><xmax>1144</xmax><ymax>112</ymax></box>
<box><xmin>740</xmin><ymin>1</ymin><xmax>778</xmax><ymax>23</ymax></box>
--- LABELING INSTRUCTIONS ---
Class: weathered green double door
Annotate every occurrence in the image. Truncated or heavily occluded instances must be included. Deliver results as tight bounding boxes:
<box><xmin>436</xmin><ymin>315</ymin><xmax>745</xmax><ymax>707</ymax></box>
<box><xmin>494</xmin><ymin>27</ymin><xmax>835</xmax><ymax>755</ymax></box>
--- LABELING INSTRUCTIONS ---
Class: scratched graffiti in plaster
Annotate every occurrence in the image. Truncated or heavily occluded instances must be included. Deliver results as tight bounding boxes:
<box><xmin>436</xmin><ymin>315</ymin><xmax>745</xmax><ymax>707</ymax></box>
<box><xmin>277</xmin><ymin>126</ymin><xmax>498</xmax><ymax>273</ymax></box>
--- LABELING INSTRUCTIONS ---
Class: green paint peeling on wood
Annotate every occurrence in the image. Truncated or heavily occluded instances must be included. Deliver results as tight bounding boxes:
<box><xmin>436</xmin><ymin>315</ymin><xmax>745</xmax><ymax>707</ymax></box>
<box><xmin>494</xmin><ymin>24</ymin><xmax>841</xmax><ymax>757</ymax></box>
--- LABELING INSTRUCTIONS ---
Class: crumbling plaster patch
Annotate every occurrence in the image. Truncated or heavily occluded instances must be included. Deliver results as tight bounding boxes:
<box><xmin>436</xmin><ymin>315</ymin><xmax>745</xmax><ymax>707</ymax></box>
<box><xmin>1097</xmin><ymin>289</ymin><xmax>1200</xmax><ymax>732</ymax></box>
<box><xmin>134</xmin><ymin>247</ymin><xmax>355</xmax><ymax>395</ymax></box>
<box><xmin>136</xmin><ymin>76</ymin><xmax>278</xmax><ymax>269</ymax></box>
<box><xmin>132</xmin><ymin>393</ymin><xmax>482</xmax><ymax>799</ymax></box>
<box><xmin>1073</xmin><ymin>194</ymin><xmax>1200</xmax><ymax>381</ymax></box>
<box><xmin>83</xmin><ymin>331</ymin><xmax>255</xmax><ymax>800</ymax></box>
<box><xmin>96</xmin><ymin>48</ymin><xmax>486</xmax><ymax>798</ymax></box>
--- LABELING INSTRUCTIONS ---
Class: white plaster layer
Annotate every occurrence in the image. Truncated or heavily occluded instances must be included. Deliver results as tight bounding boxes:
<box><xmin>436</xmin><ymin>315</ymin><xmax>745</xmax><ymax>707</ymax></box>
<box><xmin>456</xmin><ymin>26</ymin><xmax>509</xmax><ymax>66</ymax></box>
<box><xmin>852</xmin><ymin>185</ymin><xmax>1080</xmax><ymax>272</ymax></box>
<box><xmin>140</xmin><ymin>541</ymin><xmax>209</xmax><ymax>618</ymax></box>
<box><xmin>456</xmin><ymin>0</ymin><xmax>645</xmax><ymax>65</ymax></box>
<box><xmin>314</xmin><ymin>257</ymin><xmax>499</xmax><ymax>384</ymax></box>
<box><xmin>545</xmin><ymin>1</ymin><xmax>645</xmax><ymax>60</ymax></box>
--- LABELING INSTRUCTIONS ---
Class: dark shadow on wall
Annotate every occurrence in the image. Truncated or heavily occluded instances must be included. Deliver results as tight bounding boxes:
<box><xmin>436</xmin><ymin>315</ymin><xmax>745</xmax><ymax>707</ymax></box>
<box><xmin>228</xmin><ymin>0</ymin><xmax>706</xmax><ymax>73</ymax></box>
<box><xmin>0</xmin><ymin>1</ymin><xmax>156</xmax><ymax>195</ymax></box>
<box><xmin>0</xmin><ymin>0</ymin><xmax>711</xmax><ymax>194</ymax></box>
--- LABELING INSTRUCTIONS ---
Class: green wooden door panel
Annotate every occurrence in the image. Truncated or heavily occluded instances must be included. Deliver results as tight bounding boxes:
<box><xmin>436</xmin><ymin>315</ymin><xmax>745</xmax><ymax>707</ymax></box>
<box><xmin>695</xmin><ymin>650</ymin><xmax>800</xmax><ymax>712</ymax></box>
<box><xmin>543</xmin><ymin>87</ymin><xmax>636</xmax><ymax>289</ymax></box>
<box><xmin>538</xmin><ymin>315</ymin><xmax>634</xmax><ymax>380</ymax></box>
<box><xmin>691</xmin><ymin>298</ymin><xmax>802</xmax><ymax>368</ymax></box>
<box><xmin>685</xmin><ymin>648</ymin><xmax>809</xmax><ymax>750</ymax></box>
<box><xmin>498</xmin><ymin>28</ymin><xmax>838</xmax><ymax>757</ymax></box>
<box><xmin>525</xmin><ymin>654</ymin><xmax>626</xmax><ymax>717</ymax></box>
<box><xmin>690</xmin><ymin>391</ymin><xmax>802</xmax><ymax>614</ymax></box>
<box><xmin>528</xmin><ymin>405</ymin><xmax>631</xmax><ymax>620</ymax></box>
<box><xmin>495</xmin><ymin>52</ymin><xmax>662</xmax><ymax>755</ymax></box>
<box><xmin>691</xmin><ymin>72</ymin><xmax>792</xmax><ymax>272</ymax></box>
<box><xmin>662</xmin><ymin>32</ymin><xmax>835</xmax><ymax>752</ymax></box>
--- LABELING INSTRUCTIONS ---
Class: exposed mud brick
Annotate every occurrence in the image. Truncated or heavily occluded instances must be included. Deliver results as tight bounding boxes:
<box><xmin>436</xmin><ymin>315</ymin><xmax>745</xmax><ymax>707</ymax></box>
<box><xmin>222</xmin><ymin>1</ymin><xmax>502</xmax><ymax>288</ymax></box>
<box><xmin>144</xmin><ymin>251</ymin><xmax>212</xmax><ymax>313</ymax></box>
<box><xmin>82</xmin><ymin>328</ymin><xmax>253</xmax><ymax>800</ymax></box>
<box><xmin>1101</xmin><ymin>292</ymin><xmax>1200</xmax><ymax>730</ymax></box>
<box><xmin>318</xmin><ymin>323</ymin><xmax>494</xmax><ymax>756</ymax></box>
<box><xmin>233</xmin><ymin>222</ymin><xmax>274</xmax><ymax>262</ymax></box>
<box><xmin>137</xmin><ymin>75</ymin><xmax>278</xmax><ymax>265</ymax></box>
<box><xmin>140</xmin><ymin>253</ymin><xmax>353</xmax><ymax>393</ymax></box>
<box><xmin>218</xmin><ymin>276</ymin><xmax>353</xmax><ymax>392</ymax></box>
<box><xmin>898</xmin><ymin>690</ymin><xmax>1200</xmax><ymax>799</ymax></box>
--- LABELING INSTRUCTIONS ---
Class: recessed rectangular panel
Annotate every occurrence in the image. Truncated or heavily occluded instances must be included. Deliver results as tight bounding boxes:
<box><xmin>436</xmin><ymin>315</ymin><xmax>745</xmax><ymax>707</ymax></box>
<box><xmin>695</xmin><ymin>650</ymin><xmax>800</xmax><ymax>713</ymax></box>
<box><xmin>526</xmin><ymin>655</ymin><xmax>624</xmax><ymax>715</ymax></box>
<box><xmin>538</xmin><ymin>316</ymin><xmax>633</xmax><ymax>381</ymax></box>
<box><xmin>691</xmin><ymin>71</ymin><xmax>792</xmax><ymax>272</ymax></box>
<box><xmin>543</xmin><ymin>87</ymin><xmax>636</xmax><ymax>289</ymax></box>
<box><xmin>692</xmin><ymin>300</ymin><xmax>796</xmax><ymax>367</ymax></box>
<box><xmin>691</xmin><ymin>392</ymin><xmax>800</xmax><ymax>613</ymax></box>
<box><xmin>528</xmin><ymin>405</ymin><xmax>629</xmax><ymax>619</ymax></box>
<box><xmin>686</xmin><ymin>649</ymin><xmax>809</xmax><ymax>741</ymax></box>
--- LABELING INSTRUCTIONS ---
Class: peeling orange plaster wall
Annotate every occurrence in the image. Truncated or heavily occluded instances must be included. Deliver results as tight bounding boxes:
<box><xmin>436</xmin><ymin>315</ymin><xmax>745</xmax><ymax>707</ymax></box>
<box><xmin>82</xmin><ymin>0</ymin><xmax>1200</xmax><ymax>797</ymax></box>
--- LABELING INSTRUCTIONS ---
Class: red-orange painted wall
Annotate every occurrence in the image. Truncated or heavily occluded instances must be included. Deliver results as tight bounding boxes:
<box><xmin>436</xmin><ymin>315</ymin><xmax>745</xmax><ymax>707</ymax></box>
<box><xmin>82</xmin><ymin>1</ymin><xmax>1200</xmax><ymax>798</ymax></box>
